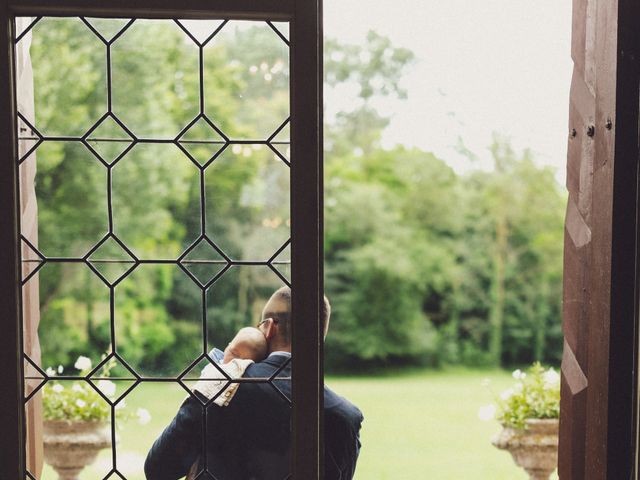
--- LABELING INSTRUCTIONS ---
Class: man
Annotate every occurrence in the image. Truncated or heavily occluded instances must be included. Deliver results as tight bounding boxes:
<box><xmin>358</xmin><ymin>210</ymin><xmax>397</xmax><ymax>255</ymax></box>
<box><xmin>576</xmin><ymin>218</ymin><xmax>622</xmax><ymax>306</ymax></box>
<box><xmin>144</xmin><ymin>286</ymin><xmax>364</xmax><ymax>480</ymax></box>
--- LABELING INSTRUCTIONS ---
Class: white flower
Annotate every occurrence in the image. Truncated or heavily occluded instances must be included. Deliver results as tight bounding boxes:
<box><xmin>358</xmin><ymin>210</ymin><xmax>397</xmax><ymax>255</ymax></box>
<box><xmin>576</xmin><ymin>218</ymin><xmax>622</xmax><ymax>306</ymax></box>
<box><xmin>98</xmin><ymin>380</ymin><xmax>116</xmax><ymax>397</ymax></box>
<box><xmin>512</xmin><ymin>369</ymin><xmax>526</xmax><ymax>380</ymax></box>
<box><xmin>500</xmin><ymin>388</ymin><xmax>514</xmax><ymax>401</ymax></box>
<box><xmin>115</xmin><ymin>399</ymin><xmax>127</xmax><ymax>410</ymax></box>
<box><xmin>75</xmin><ymin>399</ymin><xmax>86</xmax><ymax>408</ymax></box>
<box><xmin>480</xmin><ymin>378</ymin><xmax>491</xmax><ymax>388</ymax></box>
<box><xmin>57</xmin><ymin>365</ymin><xmax>64</xmax><ymax>374</ymax></box>
<box><xmin>543</xmin><ymin>368</ymin><xmax>560</xmax><ymax>389</ymax></box>
<box><xmin>52</xmin><ymin>384</ymin><xmax>64</xmax><ymax>393</ymax></box>
<box><xmin>136</xmin><ymin>408</ymin><xmax>151</xmax><ymax>425</ymax></box>
<box><xmin>74</xmin><ymin>356</ymin><xmax>92</xmax><ymax>372</ymax></box>
<box><xmin>72</xmin><ymin>384</ymin><xmax>84</xmax><ymax>393</ymax></box>
<box><xmin>477</xmin><ymin>404</ymin><xmax>496</xmax><ymax>421</ymax></box>
<box><xmin>45</xmin><ymin>367</ymin><xmax>56</xmax><ymax>377</ymax></box>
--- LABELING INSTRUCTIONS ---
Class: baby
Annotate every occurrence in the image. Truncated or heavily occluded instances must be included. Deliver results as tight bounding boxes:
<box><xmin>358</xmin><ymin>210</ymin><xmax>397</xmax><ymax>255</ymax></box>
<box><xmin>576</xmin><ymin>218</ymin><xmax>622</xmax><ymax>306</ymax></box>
<box><xmin>186</xmin><ymin>327</ymin><xmax>268</xmax><ymax>480</ymax></box>
<box><xmin>192</xmin><ymin>327</ymin><xmax>268</xmax><ymax>407</ymax></box>
<box><xmin>220</xmin><ymin>326</ymin><xmax>268</xmax><ymax>364</ymax></box>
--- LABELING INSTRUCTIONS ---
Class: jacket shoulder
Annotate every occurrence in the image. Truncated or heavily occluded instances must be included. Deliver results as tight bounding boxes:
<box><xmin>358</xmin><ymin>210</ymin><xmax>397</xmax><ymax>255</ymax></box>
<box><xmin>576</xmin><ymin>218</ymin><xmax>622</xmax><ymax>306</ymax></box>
<box><xmin>324</xmin><ymin>386</ymin><xmax>363</xmax><ymax>426</ymax></box>
<box><xmin>244</xmin><ymin>355</ymin><xmax>290</xmax><ymax>377</ymax></box>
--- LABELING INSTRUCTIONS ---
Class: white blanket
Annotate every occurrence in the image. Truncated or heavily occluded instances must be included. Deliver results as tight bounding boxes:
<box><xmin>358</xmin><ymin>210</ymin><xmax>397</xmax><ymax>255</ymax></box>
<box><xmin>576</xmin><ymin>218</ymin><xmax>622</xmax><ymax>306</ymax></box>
<box><xmin>192</xmin><ymin>358</ymin><xmax>254</xmax><ymax>407</ymax></box>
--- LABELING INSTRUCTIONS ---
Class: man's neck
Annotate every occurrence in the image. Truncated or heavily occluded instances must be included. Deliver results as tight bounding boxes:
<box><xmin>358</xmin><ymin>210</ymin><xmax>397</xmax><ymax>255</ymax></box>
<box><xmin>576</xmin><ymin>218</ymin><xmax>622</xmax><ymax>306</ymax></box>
<box><xmin>269</xmin><ymin>350</ymin><xmax>291</xmax><ymax>357</ymax></box>
<box><xmin>269</xmin><ymin>343</ymin><xmax>291</xmax><ymax>354</ymax></box>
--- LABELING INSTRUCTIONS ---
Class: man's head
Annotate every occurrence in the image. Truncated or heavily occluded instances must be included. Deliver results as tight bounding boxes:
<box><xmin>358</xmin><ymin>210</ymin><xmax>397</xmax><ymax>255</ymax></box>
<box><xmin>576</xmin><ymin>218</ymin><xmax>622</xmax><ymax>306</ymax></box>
<box><xmin>258</xmin><ymin>286</ymin><xmax>331</xmax><ymax>353</ymax></box>
<box><xmin>223</xmin><ymin>327</ymin><xmax>268</xmax><ymax>364</ymax></box>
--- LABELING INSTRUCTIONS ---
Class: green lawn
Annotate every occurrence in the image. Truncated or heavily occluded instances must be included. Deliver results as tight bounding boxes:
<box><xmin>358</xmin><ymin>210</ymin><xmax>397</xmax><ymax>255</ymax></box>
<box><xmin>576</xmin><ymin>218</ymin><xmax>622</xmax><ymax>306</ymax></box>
<box><xmin>329</xmin><ymin>368</ymin><xmax>539</xmax><ymax>480</ymax></box>
<box><xmin>41</xmin><ymin>368</ymin><xmax>557</xmax><ymax>479</ymax></box>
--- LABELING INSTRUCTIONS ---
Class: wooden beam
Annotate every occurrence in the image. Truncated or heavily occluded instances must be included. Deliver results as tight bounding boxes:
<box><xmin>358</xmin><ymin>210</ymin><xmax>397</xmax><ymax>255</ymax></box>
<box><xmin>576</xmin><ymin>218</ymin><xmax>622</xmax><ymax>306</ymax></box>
<box><xmin>0</xmin><ymin>4</ymin><xmax>25</xmax><ymax>479</ymax></box>
<box><xmin>605</xmin><ymin>0</ymin><xmax>640</xmax><ymax>475</ymax></box>
<box><xmin>8</xmin><ymin>0</ymin><xmax>293</xmax><ymax>20</ymax></box>
<box><xmin>290</xmin><ymin>0</ymin><xmax>323</xmax><ymax>478</ymax></box>
<box><xmin>560</xmin><ymin>0</ymin><xmax>640</xmax><ymax>477</ymax></box>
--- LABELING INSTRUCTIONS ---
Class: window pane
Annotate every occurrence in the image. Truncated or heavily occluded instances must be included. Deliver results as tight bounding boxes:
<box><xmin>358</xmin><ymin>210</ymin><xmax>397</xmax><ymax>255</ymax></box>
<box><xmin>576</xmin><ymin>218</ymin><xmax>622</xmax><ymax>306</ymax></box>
<box><xmin>17</xmin><ymin>16</ymin><xmax>292</xmax><ymax>480</ymax></box>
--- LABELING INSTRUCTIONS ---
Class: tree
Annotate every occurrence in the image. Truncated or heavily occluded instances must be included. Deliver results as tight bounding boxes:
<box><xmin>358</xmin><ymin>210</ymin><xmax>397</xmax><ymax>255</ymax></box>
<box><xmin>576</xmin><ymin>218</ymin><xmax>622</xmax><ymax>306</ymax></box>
<box><xmin>29</xmin><ymin>20</ymin><xmax>566</xmax><ymax>373</ymax></box>
<box><xmin>456</xmin><ymin>137</ymin><xmax>565</xmax><ymax>366</ymax></box>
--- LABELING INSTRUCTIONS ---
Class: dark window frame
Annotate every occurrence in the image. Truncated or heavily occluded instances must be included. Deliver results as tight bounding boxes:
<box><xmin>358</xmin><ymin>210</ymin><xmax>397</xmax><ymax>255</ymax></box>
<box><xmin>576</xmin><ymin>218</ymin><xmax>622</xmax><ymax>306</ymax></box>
<box><xmin>0</xmin><ymin>0</ymin><xmax>324</xmax><ymax>478</ymax></box>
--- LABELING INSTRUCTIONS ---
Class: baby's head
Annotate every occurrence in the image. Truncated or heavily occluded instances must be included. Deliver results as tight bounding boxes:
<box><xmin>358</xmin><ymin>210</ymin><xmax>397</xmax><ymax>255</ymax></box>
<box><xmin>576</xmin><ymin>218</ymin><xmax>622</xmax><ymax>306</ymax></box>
<box><xmin>223</xmin><ymin>327</ymin><xmax>268</xmax><ymax>364</ymax></box>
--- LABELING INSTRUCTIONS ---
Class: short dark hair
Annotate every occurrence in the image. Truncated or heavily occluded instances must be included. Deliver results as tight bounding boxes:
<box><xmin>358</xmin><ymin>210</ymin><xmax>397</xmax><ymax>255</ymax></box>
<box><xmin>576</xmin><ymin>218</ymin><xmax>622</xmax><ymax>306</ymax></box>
<box><xmin>266</xmin><ymin>286</ymin><xmax>331</xmax><ymax>344</ymax></box>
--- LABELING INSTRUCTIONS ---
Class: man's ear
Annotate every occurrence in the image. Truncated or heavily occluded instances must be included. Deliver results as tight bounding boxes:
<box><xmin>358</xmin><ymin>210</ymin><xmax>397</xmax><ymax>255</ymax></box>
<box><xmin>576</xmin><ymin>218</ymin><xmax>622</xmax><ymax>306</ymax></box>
<box><xmin>263</xmin><ymin>318</ymin><xmax>277</xmax><ymax>340</ymax></box>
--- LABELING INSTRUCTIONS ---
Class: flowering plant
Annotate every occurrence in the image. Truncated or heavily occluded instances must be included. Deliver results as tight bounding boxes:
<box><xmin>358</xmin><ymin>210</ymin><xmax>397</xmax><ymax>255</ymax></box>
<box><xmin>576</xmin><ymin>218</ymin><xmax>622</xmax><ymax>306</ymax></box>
<box><xmin>479</xmin><ymin>362</ymin><xmax>560</xmax><ymax>430</ymax></box>
<box><xmin>42</xmin><ymin>355</ymin><xmax>150</xmax><ymax>425</ymax></box>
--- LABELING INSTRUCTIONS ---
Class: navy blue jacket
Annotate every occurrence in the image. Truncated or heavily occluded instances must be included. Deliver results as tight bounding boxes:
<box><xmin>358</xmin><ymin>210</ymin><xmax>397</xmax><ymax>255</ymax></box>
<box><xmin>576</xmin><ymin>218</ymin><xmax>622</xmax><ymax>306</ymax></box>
<box><xmin>145</xmin><ymin>353</ymin><xmax>363</xmax><ymax>480</ymax></box>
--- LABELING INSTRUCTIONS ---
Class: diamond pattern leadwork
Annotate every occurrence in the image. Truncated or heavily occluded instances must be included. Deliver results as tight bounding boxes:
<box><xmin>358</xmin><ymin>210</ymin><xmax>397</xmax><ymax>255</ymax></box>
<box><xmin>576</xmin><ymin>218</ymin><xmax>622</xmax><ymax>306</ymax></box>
<box><xmin>88</xmin><ymin>353</ymin><xmax>139</xmax><ymax>406</ymax></box>
<box><xmin>178</xmin><ymin>354</ymin><xmax>231</xmax><ymax>407</ymax></box>
<box><xmin>23</xmin><ymin>355</ymin><xmax>47</xmax><ymax>402</ymax></box>
<box><xmin>177</xmin><ymin>115</ymin><xmax>229</xmax><ymax>168</ymax></box>
<box><xmin>86</xmin><ymin>234</ymin><xmax>138</xmax><ymax>287</ymax></box>
<box><xmin>193</xmin><ymin>471</ymin><xmax>219</xmax><ymax>480</ymax></box>
<box><xmin>269</xmin><ymin>240</ymin><xmax>291</xmax><ymax>286</ymax></box>
<box><xmin>179</xmin><ymin>236</ymin><xmax>230</xmax><ymax>288</ymax></box>
<box><xmin>15</xmin><ymin>17</ymin><xmax>42</xmax><ymax>44</ymax></box>
<box><xmin>82</xmin><ymin>18</ymin><xmax>135</xmax><ymax>45</ymax></box>
<box><xmin>84</xmin><ymin>113</ymin><xmax>136</xmax><ymax>166</ymax></box>
<box><xmin>268</xmin><ymin>119</ymin><xmax>290</xmax><ymax>165</ymax></box>
<box><xmin>267</xmin><ymin>21</ymin><xmax>290</xmax><ymax>46</ymax></box>
<box><xmin>16</xmin><ymin>17</ymin><xmax>293</xmax><ymax>476</ymax></box>
<box><xmin>104</xmin><ymin>471</ymin><xmax>127</xmax><ymax>480</ymax></box>
<box><xmin>266</xmin><ymin>355</ymin><xmax>292</xmax><ymax>406</ymax></box>
<box><xmin>175</xmin><ymin>19</ymin><xmax>227</xmax><ymax>47</ymax></box>
<box><xmin>20</xmin><ymin>236</ymin><xmax>45</xmax><ymax>285</ymax></box>
<box><xmin>16</xmin><ymin>112</ymin><xmax>42</xmax><ymax>165</ymax></box>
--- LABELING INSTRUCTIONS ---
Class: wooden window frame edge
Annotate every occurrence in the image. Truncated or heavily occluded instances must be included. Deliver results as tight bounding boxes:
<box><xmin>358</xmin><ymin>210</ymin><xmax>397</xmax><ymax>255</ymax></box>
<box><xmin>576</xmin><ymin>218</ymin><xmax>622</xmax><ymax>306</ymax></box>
<box><xmin>0</xmin><ymin>0</ymin><xmax>324</xmax><ymax>478</ymax></box>
<box><xmin>0</xmin><ymin>3</ymin><xmax>23</xmax><ymax>478</ymax></box>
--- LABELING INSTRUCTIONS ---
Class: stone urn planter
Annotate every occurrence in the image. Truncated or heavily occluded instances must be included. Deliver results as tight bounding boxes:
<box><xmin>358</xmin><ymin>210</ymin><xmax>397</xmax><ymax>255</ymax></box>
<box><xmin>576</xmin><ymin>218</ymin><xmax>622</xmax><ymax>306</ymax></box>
<box><xmin>43</xmin><ymin>420</ymin><xmax>111</xmax><ymax>480</ymax></box>
<box><xmin>492</xmin><ymin>418</ymin><xmax>559</xmax><ymax>480</ymax></box>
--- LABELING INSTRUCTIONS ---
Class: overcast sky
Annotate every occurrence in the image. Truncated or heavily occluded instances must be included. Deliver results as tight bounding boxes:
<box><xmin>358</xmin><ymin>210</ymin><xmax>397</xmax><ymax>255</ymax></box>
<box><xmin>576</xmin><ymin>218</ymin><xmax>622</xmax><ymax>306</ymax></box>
<box><xmin>324</xmin><ymin>0</ymin><xmax>573</xmax><ymax>184</ymax></box>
